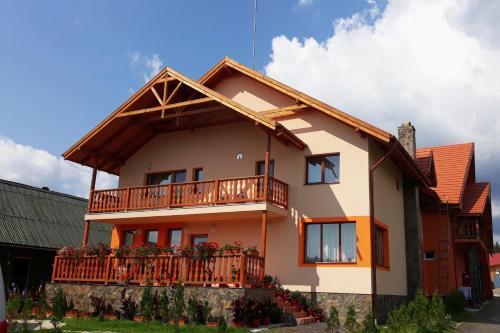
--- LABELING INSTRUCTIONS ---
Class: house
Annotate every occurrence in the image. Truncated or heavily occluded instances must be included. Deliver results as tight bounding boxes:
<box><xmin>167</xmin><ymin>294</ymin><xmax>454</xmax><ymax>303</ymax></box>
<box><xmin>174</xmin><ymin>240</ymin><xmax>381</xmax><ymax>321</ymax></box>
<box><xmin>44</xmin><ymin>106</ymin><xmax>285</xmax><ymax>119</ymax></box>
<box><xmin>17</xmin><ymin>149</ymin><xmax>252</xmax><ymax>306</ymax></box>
<box><xmin>48</xmin><ymin>57</ymin><xmax>493</xmax><ymax>320</ymax></box>
<box><xmin>0</xmin><ymin>179</ymin><xmax>111</xmax><ymax>292</ymax></box>
<box><xmin>490</xmin><ymin>253</ymin><xmax>500</xmax><ymax>289</ymax></box>
<box><xmin>416</xmin><ymin>142</ymin><xmax>494</xmax><ymax>306</ymax></box>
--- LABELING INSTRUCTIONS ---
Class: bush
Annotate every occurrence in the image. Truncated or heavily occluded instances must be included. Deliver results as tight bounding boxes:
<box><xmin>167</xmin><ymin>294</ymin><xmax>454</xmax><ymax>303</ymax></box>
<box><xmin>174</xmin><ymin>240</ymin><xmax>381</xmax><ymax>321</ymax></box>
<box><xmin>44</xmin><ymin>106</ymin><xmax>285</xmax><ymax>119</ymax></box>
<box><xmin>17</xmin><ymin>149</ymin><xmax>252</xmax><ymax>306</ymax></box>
<box><xmin>170</xmin><ymin>284</ymin><xmax>186</xmax><ymax>332</ymax></box>
<box><xmin>344</xmin><ymin>303</ymin><xmax>359</xmax><ymax>332</ymax></box>
<box><xmin>119</xmin><ymin>290</ymin><xmax>137</xmax><ymax>320</ymax></box>
<box><xmin>443</xmin><ymin>290</ymin><xmax>465</xmax><ymax>319</ymax></box>
<box><xmin>387</xmin><ymin>290</ymin><xmax>454</xmax><ymax>333</ymax></box>
<box><xmin>187</xmin><ymin>296</ymin><xmax>211</xmax><ymax>325</ymax></box>
<box><xmin>326</xmin><ymin>305</ymin><xmax>340</xmax><ymax>333</ymax></box>
<box><xmin>361</xmin><ymin>311</ymin><xmax>379</xmax><ymax>333</ymax></box>
<box><xmin>90</xmin><ymin>295</ymin><xmax>107</xmax><ymax>320</ymax></box>
<box><xmin>139</xmin><ymin>285</ymin><xmax>155</xmax><ymax>322</ymax></box>
<box><xmin>157</xmin><ymin>289</ymin><xmax>170</xmax><ymax>322</ymax></box>
<box><xmin>51</xmin><ymin>288</ymin><xmax>67</xmax><ymax>329</ymax></box>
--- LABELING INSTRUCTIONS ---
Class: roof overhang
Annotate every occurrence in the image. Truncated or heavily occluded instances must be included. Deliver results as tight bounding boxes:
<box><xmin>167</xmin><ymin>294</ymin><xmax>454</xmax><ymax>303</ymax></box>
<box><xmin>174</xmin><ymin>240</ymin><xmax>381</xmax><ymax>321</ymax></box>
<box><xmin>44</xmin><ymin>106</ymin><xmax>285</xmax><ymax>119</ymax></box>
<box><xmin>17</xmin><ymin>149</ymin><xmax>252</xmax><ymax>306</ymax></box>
<box><xmin>63</xmin><ymin>66</ymin><xmax>306</xmax><ymax>175</ymax></box>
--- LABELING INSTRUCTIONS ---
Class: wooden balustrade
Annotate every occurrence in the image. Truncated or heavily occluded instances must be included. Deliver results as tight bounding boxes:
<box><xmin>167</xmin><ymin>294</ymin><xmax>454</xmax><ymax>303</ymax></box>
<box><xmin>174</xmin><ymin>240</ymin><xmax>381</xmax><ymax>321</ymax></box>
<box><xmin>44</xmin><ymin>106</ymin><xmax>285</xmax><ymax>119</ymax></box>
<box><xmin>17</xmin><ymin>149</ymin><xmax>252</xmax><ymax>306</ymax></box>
<box><xmin>52</xmin><ymin>253</ymin><xmax>264</xmax><ymax>287</ymax></box>
<box><xmin>453</xmin><ymin>218</ymin><xmax>486</xmax><ymax>243</ymax></box>
<box><xmin>88</xmin><ymin>176</ymin><xmax>288</xmax><ymax>213</ymax></box>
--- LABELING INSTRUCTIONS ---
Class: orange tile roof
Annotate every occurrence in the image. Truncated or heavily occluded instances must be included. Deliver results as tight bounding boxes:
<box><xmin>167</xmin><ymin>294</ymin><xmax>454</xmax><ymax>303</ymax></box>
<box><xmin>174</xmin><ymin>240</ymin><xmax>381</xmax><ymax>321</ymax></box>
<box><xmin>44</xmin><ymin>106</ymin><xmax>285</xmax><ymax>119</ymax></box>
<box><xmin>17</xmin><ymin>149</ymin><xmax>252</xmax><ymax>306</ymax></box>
<box><xmin>416</xmin><ymin>143</ymin><xmax>474</xmax><ymax>204</ymax></box>
<box><xmin>490</xmin><ymin>253</ymin><xmax>500</xmax><ymax>267</ymax></box>
<box><xmin>462</xmin><ymin>182</ymin><xmax>490</xmax><ymax>214</ymax></box>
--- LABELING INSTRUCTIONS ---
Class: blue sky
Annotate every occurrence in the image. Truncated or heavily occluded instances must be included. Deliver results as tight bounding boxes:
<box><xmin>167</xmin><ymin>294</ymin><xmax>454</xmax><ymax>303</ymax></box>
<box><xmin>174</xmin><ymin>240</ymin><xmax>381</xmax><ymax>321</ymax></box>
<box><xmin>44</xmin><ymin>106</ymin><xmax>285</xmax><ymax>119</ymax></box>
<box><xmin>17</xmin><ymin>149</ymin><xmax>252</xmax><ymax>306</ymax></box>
<box><xmin>0</xmin><ymin>0</ymin><xmax>374</xmax><ymax>155</ymax></box>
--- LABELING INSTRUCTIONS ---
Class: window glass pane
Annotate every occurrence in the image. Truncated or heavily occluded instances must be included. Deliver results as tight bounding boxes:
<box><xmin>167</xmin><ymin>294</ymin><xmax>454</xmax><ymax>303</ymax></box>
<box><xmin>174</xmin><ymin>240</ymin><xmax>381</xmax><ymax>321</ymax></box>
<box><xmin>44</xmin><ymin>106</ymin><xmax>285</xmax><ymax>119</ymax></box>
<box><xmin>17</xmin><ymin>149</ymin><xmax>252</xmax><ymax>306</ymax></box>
<box><xmin>324</xmin><ymin>155</ymin><xmax>340</xmax><ymax>183</ymax></box>
<box><xmin>257</xmin><ymin>161</ymin><xmax>274</xmax><ymax>177</ymax></box>
<box><xmin>123</xmin><ymin>231</ymin><xmax>134</xmax><ymax>247</ymax></box>
<box><xmin>307</xmin><ymin>156</ymin><xmax>323</xmax><ymax>184</ymax></box>
<box><xmin>146</xmin><ymin>230</ymin><xmax>158</xmax><ymax>245</ymax></box>
<box><xmin>305</xmin><ymin>224</ymin><xmax>321</xmax><ymax>262</ymax></box>
<box><xmin>147</xmin><ymin>173</ymin><xmax>173</xmax><ymax>185</ymax></box>
<box><xmin>193</xmin><ymin>169</ymin><xmax>204</xmax><ymax>181</ymax></box>
<box><xmin>168</xmin><ymin>229</ymin><xmax>182</xmax><ymax>247</ymax></box>
<box><xmin>192</xmin><ymin>234</ymin><xmax>208</xmax><ymax>246</ymax></box>
<box><xmin>341</xmin><ymin>223</ymin><xmax>356</xmax><ymax>263</ymax></box>
<box><xmin>174</xmin><ymin>171</ymin><xmax>186</xmax><ymax>183</ymax></box>
<box><xmin>323</xmin><ymin>224</ymin><xmax>340</xmax><ymax>262</ymax></box>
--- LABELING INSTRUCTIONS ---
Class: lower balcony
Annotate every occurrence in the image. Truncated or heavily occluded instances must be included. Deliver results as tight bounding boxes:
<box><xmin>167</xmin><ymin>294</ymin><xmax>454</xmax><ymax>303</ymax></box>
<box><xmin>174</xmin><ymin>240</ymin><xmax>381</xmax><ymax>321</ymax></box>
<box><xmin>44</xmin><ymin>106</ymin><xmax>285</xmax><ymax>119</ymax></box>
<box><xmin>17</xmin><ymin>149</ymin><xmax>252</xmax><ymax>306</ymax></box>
<box><xmin>51</xmin><ymin>252</ymin><xmax>264</xmax><ymax>288</ymax></box>
<box><xmin>453</xmin><ymin>218</ymin><xmax>488</xmax><ymax>248</ymax></box>
<box><xmin>88</xmin><ymin>176</ymin><xmax>288</xmax><ymax>214</ymax></box>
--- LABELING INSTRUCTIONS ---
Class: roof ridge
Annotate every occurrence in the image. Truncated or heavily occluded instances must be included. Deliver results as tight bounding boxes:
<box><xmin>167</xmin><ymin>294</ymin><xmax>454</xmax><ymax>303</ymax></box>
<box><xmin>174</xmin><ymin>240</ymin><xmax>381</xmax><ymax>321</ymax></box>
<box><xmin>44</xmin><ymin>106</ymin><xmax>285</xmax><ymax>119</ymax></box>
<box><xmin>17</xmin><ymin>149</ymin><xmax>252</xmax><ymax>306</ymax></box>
<box><xmin>0</xmin><ymin>178</ymin><xmax>87</xmax><ymax>202</ymax></box>
<box><xmin>417</xmin><ymin>142</ymin><xmax>474</xmax><ymax>151</ymax></box>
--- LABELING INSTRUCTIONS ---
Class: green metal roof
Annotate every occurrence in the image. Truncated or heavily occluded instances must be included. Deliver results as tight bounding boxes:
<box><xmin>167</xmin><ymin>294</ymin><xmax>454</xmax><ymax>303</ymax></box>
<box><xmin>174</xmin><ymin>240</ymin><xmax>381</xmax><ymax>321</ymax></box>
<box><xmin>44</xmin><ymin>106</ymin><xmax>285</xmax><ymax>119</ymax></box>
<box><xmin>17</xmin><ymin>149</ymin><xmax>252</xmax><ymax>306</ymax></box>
<box><xmin>0</xmin><ymin>179</ymin><xmax>111</xmax><ymax>249</ymax></box>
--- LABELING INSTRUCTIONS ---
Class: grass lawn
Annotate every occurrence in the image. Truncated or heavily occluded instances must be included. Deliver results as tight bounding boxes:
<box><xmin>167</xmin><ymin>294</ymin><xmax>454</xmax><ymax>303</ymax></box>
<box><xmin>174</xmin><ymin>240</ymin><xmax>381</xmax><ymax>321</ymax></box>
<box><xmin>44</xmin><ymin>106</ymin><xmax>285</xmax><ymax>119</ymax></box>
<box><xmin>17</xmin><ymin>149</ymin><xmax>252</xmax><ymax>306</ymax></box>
<box><xmin>63</xmin><ymin>318</ymin><xmax>250</xmax><ymax>333</ymax></box>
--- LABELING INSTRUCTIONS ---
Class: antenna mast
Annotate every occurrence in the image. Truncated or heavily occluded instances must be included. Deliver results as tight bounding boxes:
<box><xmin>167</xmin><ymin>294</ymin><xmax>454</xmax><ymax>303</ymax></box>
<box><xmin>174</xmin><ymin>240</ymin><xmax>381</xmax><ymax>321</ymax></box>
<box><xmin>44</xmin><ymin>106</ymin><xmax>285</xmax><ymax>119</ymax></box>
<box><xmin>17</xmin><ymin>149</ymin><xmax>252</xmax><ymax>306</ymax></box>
<box><xmin>252</xmin><ymin>0</ymin><xmax>258</xmax><ymax>69</ymax></box>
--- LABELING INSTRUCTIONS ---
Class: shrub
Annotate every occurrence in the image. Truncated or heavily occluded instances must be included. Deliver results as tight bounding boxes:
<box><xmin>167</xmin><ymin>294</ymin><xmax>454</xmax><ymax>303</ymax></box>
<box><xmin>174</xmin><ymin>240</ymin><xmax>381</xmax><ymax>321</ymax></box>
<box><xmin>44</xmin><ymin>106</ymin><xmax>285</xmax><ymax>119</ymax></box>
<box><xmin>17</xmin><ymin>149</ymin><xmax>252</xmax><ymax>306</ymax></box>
<box><xmin>361</xmin><ymin>311</ymin><xmax>379</xmax><ymax>333</ymax></box>
<box><xmin>139</xmin><ymin>285</ymin><xmax>155</xmax><ymax>322</ymax></box>
<box><xmin>51</xmin><ymin>288</ymin><xmax>67</xmax><ymax>329</ymax></box>
<box><xmin>187</xmin><ymin>296</ymin><xmax>211</xmax><ymax>325</ymax></box>
<box><xmin>270</xmin><ymin>304</ymin><xmax>283</xmax><ymax>324</ymax></box>
<box><xmin>157</xmin><ymin>289</ymin><xmax>170</xmax><ymax>322</ymax></box>
<box><xmin>119</xmin><ymin>290</ymin><xmax>137</xmax><ymax>320</ymax></box>
<box><xmin>90</xmin><ymin>295</ymin><xmax>107</xmax><ymax>320</ymax></box>
<box><xmin>344</xmin><ymin>303</ymin><xmax>359</xmax><ymax>332</ymax></box>
<box><xmin>326</xmin><ymin>305</ymin><xmax>340</xmax><ymax>333</ymax></box>
<box><xmin>170</xmin><ymin>284</ymin><xmax>186</xmax><ymax>332</ymax></box>
<box><xmin>443</xmin><ymin>290</ymin><xmax>465</xmax><ymax>319</ymax></box>
<box><xmin>387</xmin><ymin>290</ymin><xmax>454</xmax><ymax>333</ymax></box>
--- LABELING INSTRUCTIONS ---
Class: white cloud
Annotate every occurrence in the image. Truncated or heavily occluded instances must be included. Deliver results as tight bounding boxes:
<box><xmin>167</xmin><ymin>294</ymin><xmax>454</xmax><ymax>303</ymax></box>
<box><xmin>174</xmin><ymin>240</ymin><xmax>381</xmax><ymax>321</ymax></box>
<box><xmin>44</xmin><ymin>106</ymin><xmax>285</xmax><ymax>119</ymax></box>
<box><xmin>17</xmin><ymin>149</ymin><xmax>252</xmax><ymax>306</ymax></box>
<box><xmin>0</xmin><ymin>137</ymin><xmax>117</xmax><ymax>198</ymax></box>
<box><xmin>298</xmin><ymin>0</ymin><xmax>314</xmax><ymax>7</ymax></box>
<box><xmin>265</xmin><ymin>0</ymin><xmax>500</xmax><ymax>241</ymax></box>
<box><xmin>128</xmin><ymin>52</ymin><xmax>164</xmax><ymax>83</ymax></box>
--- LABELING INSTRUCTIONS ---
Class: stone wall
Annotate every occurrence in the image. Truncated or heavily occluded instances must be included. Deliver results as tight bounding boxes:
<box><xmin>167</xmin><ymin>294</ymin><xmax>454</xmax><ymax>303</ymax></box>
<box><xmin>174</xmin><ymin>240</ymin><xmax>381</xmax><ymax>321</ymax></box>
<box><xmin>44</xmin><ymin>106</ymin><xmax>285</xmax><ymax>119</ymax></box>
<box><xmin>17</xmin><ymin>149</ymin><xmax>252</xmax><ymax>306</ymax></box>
<box><xmin>299</xmin><ymin>292</ymin><xmax>372</xmax><ymax>322</ymax></box>
<box><xmin>46</xmin><ymin>283</ymin><xmax>274</xmax><ymax>317</ymax></box>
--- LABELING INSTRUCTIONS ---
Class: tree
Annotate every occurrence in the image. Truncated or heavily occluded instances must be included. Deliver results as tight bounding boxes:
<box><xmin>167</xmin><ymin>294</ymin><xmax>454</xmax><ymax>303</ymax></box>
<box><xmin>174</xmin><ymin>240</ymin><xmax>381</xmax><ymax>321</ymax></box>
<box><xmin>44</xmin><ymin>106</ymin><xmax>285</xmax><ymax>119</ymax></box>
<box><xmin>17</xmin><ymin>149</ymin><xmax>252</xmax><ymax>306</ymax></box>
<box><xmin>344</xmin><ymin>303</ymin><xmax>359</xmax><ymax>332</ymax></box>
<box><xmin>326</xmin><ymin>305</ymin><xmax>340</xmax><ymax>333</ymax></box>
<box><xmin>494</xmin><ymin>241</ymin><xmax>500</xmax><ymax>253</ymax></box>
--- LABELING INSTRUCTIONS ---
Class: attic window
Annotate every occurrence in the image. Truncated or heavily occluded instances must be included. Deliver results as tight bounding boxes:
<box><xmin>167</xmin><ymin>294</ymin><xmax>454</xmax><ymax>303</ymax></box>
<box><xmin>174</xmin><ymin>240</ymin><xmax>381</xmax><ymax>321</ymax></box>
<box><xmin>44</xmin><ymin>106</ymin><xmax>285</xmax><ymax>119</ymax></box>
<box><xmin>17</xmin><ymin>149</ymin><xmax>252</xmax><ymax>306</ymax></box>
<box><xmin>424</xmin><ymin>251</ymin><xmax>435</xmax><ymax>261</ymax></box>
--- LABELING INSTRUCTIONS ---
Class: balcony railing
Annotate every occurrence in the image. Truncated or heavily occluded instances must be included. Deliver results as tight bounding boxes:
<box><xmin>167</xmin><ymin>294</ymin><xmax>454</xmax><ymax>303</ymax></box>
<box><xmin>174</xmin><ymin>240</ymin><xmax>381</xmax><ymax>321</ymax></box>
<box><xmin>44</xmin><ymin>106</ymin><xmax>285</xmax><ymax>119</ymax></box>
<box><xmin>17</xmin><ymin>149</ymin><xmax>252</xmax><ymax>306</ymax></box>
<box><xmin>453</xmin><ymin>218</ymin><xmax>487</xmax><ymax>245</ymax></box>
<box><xmin>88</xmin><ymin>176</ymin><xmax>288</xmax><ymax>213</ymax></box>
<box><xmin>51</xmin><ymin>253</ymin><xmax>264</xmax><ymax>287</ymax></box>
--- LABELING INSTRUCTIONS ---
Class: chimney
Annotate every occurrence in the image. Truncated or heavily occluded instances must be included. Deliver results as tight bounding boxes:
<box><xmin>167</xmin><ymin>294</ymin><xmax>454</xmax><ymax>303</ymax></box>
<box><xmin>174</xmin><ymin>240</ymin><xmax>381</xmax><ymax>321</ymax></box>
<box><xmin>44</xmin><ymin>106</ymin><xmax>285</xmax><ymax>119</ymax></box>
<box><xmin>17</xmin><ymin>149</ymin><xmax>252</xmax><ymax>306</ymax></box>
<box><xmin>398</xmin><ymin>122</ymin><xmax>416</xmax><ymax>159</ymax></box>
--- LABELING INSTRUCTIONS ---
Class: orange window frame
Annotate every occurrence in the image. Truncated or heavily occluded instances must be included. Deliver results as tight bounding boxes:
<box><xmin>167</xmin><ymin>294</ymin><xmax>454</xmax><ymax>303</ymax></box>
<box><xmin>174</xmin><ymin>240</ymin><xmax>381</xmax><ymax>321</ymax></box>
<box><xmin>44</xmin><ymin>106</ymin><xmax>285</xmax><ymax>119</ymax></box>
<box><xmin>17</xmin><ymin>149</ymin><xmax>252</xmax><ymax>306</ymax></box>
<box><xmin>298</xmin><ymin>217</ymin><xmax>371</xmax><ymax>268</ymax></box>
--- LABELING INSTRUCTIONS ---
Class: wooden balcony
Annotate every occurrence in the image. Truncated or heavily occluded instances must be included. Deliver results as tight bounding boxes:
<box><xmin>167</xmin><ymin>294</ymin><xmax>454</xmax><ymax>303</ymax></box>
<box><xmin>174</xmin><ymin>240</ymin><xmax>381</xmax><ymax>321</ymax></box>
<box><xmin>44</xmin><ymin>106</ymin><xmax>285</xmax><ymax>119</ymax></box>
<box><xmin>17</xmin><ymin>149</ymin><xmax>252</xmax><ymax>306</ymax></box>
<box><xmin>88</xmin><ymin>176</ymin><xmax>288</xmax><ymax>213</ymax></box>
<box><xmin>51</xmin><ymin>253</ymin><xmax>264</xmax><ymax>287</ymax></box>
<box><xmin>453</xmin><ymin>218</ymin><xmax>487</xmax><ymax>246</ymax></box>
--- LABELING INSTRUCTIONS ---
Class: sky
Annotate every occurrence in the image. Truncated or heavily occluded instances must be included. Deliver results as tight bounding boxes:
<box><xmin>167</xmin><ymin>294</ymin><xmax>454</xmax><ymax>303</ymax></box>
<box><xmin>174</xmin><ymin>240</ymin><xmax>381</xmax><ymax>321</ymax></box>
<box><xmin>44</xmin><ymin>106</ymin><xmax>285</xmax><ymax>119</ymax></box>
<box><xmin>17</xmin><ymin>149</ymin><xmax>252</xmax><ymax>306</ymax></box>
<box><xmin>0</xmin><ymin>0</ymin><xmax>499</xmax><ymax>241</ymax></box>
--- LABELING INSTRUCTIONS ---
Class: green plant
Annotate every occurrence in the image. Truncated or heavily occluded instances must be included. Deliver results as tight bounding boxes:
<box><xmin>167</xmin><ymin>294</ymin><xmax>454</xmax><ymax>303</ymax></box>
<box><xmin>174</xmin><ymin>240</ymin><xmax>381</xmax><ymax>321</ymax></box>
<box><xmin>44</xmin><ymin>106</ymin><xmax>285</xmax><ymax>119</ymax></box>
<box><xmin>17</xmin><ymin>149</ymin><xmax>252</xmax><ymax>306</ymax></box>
<box><xmin>387</xmin><ymin>290</ymin><xmax>454</xmax><ymax>333</ymax></box>
<box><xmin>361</xmin><ymin>311</ymin><xmax>379</xmax><ymax>333</ymax></box>
<box><xmin>326</xmin><ymin>305</ymin><xmax>340</xmax><ymax>333</ymax></box>
<box><xmin>120</xmin><ymin>290</ymin><xmax>137</xmax><ymax>320</ymax></box>
<box><xmin>90</xmin><ymin>295</ymin><xmax>107</xmax><ymax>320</ymax></box>
<box><xmin>217</xmin><ymin>315</ymin><xmax>228</xmax><ymax>332</ymax></box>
<box><xmin>344</xmin><ymin>303</ymin><xmax>358</xmax><ymax>332</ymax></box>
<box><xmin>51</xmin><ymin>288</ymin><xmax>67</xmax><ymax>329</ymax></box>
<box><xmin>85</xmin><ymin>243</ymin><xmax>112</xmax><ymax>256</ymax></box>
<box><xmin>187</xmin><ymin>296</ymin><xmax>211</xmax><ymax>325</ymax></box>
<box><xmin>157</xmin><ymin>289</ymin><xmax>170</xmax><ymax>322</ymax></box>
<box><xmin>170</xmin><ymin>284</ymin><xmax>186</xmax><ymax>333</ymax></box>
<box><xmin>139</xmin><ymin>285</ymin><xmax>155</xmax><ymax>322</ymax></box>
<box><xmin>231</xmin><ymin>298</ymin><xmax>244</xmax><ymax>323</ymax></box>
<box><xmin>269</xmin><ymin>303</ymin><xmax>282</xmax><ymax>324</ymax></box>
<box><xmin>443</xmin><ymin>290</ymin><xmax>465</xmax><ymax>319</ymax></box>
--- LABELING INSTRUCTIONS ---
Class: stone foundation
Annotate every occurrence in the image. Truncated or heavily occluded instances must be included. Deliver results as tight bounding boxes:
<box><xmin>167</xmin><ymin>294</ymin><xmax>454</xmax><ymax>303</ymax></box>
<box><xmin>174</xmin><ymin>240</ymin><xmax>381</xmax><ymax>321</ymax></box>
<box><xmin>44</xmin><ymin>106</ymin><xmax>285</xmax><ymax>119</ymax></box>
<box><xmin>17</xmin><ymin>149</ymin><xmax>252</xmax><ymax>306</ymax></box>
<box><xmin>299</xmin><ymin>292</ymin><xmax>372</xmax><ymax>322</ymax></box>
<box><xmin>376</xmin><ymin>294</ymin><xmax>408</xmax><ymax>323</ymax></box>
<box><xmin>46</xmin><ymin>283</ymin><xmax>274</xmax><ymax>317</ymax></box>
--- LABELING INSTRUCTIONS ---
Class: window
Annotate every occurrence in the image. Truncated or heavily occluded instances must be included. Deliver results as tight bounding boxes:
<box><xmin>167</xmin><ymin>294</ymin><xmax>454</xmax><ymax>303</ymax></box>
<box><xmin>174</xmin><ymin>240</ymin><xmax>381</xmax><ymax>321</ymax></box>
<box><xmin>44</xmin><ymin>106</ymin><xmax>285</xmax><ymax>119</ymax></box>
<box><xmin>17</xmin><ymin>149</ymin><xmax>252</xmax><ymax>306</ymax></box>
<box><xmin>168</xmin><ymin>229</ymin><xmax>182</xmax><ymax>247</ymax></box>
<box><xmin>122</xmin><ymin>230</ymin><xmax>135</xmax><ymax>247</ymax></box>
<box><xmin>306</xmin><ymin>154</ymin><xmax>340</xmax><ymax>184</ymax></box>
<box><xmin>424</xmin><ymin>251</ymin><xmax>435</xmax><ymax>261</ymax></box>
<box><xmin>256</xmin><ymin>160</ymin><xmax>275</xmax><ymax>177</ymax></box>
<box><xmin>375</xmin><ymin>227</ymin><xmax>385</xmax><ymax>266</ymax></box>
<box><xmin>146</xmin><ymin>170</ymin><xmax>187</xmax><ymax>185</ymax></box>
<box><xmin>191</xmin><ymin>234</ymin><xmax>208</xmax><ymax>246</ymax></box>
<box><xmin>145</xmin><ymin>230</ymin><xmax>158</xmax><ymax>245</ymax></box>
<box><xmin>193</xmin><ymin>168</ymin><xmax>204</xmax><ymax>182</ymax></box>
<box><xmin>304</xmin><ymin>222</ymin><xmax>356</xmax><ymax>263</ymax></box>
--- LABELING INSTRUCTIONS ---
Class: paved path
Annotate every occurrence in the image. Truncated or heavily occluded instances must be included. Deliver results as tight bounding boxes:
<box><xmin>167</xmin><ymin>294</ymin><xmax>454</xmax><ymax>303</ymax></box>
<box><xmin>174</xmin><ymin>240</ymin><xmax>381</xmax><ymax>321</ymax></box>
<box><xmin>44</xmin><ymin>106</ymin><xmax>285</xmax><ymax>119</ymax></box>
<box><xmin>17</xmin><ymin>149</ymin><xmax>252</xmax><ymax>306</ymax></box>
<box><xmin>458</xmin><ymin>295</ymin><xmax>500</xmax><ymax>333</ymax></box>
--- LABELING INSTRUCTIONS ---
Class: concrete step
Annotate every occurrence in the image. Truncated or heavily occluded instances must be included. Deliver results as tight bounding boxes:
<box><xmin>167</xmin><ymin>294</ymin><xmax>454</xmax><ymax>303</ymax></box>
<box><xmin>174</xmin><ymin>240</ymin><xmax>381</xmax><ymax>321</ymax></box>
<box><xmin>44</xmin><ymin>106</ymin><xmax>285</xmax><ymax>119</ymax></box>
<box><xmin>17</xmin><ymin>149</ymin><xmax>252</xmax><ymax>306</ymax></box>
<box><xmin>296</xmin><ymin>316</ymin><xmax>317</xmax><ymax>325</ymax></box>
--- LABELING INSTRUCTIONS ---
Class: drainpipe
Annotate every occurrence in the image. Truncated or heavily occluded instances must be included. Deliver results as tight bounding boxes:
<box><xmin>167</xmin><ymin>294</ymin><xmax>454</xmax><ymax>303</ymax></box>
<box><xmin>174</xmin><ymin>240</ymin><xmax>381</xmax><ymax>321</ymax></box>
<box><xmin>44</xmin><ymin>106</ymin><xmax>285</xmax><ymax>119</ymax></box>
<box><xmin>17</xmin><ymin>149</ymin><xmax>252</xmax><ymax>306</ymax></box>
<box><xmin>369</xmin><ymin>142</ymin><xmax>397</xmax><ymax>319</ymax></box>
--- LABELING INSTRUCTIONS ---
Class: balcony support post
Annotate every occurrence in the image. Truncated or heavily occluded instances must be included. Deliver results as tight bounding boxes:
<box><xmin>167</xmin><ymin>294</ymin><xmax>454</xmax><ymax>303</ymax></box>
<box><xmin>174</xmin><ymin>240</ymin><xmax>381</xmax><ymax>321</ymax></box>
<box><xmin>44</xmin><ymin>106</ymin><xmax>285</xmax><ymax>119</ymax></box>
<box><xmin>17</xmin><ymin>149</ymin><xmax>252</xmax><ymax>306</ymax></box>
<box><xmin>263</xmin><ymin>132</ymin><xmax>271</xmax><ymax>201</ymax></box>
<box><xmin>83</xmin><ymin>166</ymin><xmax>97</xmax><ymax>248</ymax></box>
<box><xmin>259</xmin><ymin>210</ymin><xmax>267</xmax><ymax>282</ymax></box>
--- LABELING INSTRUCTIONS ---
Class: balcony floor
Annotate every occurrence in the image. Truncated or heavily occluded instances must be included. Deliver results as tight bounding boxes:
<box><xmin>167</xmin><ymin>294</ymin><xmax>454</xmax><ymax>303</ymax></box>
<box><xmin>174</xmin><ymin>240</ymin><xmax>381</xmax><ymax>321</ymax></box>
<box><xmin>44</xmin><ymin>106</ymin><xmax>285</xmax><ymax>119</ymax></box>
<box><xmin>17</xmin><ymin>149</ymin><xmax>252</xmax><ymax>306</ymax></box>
<box><xmin>85</xmin><ymin>202</ymin><xmax>287</xmax><ymax>224</ymax></box>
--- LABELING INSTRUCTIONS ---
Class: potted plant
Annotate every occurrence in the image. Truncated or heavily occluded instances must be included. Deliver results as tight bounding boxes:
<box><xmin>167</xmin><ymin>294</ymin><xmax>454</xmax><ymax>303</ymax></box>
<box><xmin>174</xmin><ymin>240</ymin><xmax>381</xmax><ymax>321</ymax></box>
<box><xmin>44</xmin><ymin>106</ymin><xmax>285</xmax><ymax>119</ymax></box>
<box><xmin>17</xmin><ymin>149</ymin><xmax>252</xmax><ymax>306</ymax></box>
<box><xmin>270</xmin><ymin>304</ymin><xmax>282</xmax><ymax>324</ymax></box>
<box><xmin>231</xmin><ymin>298</ymin><xmax>245</xmax><ymax>327</ymax></box>
<box><xmin>259</xmin><ymin>301</ymin><xmax>272</xmax><ymax>326</ymax></box>
<box><xmin>243</xmin><ymin>245</ymin><xmax>259</xmax><ymax>256</ymax></box>
<box><xmin>58</xmin><ymin>246</ymin><xmax>82</xmax><ymax>258</ymax></box>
